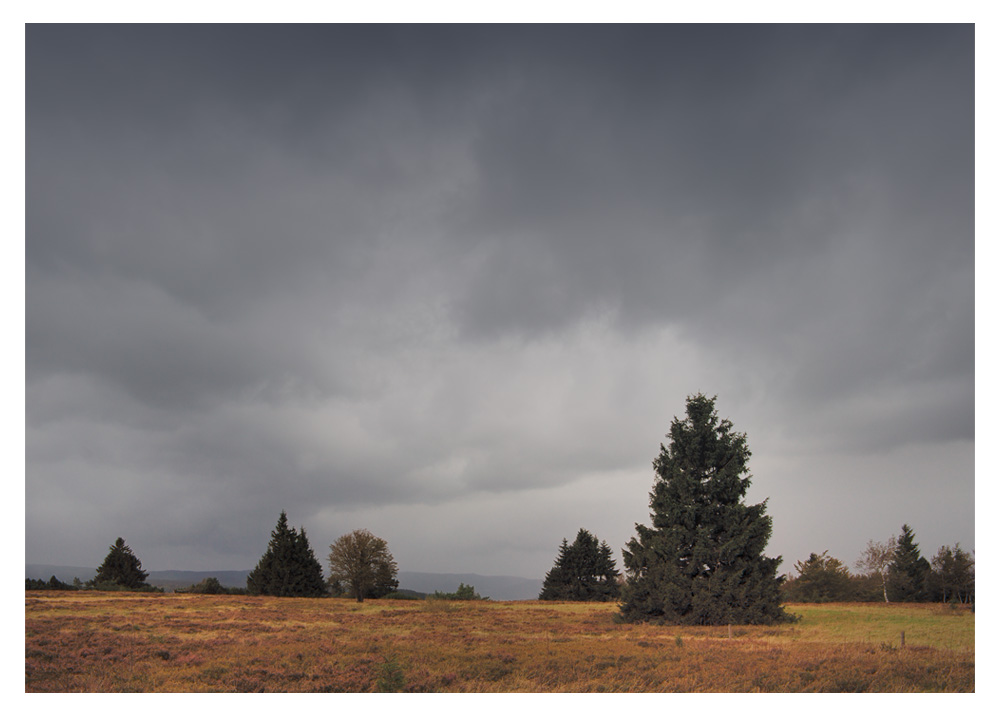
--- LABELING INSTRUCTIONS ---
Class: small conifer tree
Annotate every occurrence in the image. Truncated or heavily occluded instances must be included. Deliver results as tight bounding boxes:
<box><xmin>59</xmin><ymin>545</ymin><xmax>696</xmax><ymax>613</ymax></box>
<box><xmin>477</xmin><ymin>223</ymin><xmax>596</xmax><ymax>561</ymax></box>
<box><xmin>91</xmin><ymin>537</ymin><xmax>149</xmax><ymax>589</ymax></box>
<box><xmin>782</xmin><ymin>551</ymin><xmax>855</xmax><ymax>602</ymax></box>
<box><xmin>247</xmin><ymin>511</ymin><xmax>327</xmax><ymax>597</ymax></box>
<box><xmin>538</xmin><ymin>529</ymin><xmax>620</xmax><ymax>601</ymax></box>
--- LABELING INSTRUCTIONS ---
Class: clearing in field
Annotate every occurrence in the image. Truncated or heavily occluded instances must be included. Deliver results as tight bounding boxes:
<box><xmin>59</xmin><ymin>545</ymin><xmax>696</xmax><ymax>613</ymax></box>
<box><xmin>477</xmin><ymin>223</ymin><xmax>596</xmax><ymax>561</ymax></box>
<box><xmin>25</xmin><ymin>592</ymin><xmax>974</xmax><ymax>692</ymax></box>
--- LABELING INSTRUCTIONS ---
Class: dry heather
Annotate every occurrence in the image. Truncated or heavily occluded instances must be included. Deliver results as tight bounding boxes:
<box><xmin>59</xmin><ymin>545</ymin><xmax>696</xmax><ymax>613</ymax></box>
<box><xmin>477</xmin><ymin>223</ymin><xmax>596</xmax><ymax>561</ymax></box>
<box><xmin>25</xmin><ymin>592</ymin><xmax>974</xmax><ymax>692</ymax></box>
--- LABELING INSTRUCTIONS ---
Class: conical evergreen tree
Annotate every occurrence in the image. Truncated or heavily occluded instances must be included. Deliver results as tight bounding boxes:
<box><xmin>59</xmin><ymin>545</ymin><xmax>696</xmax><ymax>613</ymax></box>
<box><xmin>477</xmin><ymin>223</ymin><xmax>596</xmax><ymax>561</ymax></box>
<box><xmin>538</xmin><ymin>539</ymin><xmax>571</xmax><ymax>600</ymax></box>
<box><xmin>293</xmin><ymin>528</ymin><xmax>328</xmax><ymax>596</ymax></box>
<box><xmin>91</xmin><ymin>537</ymin><xmax>149</xmax><ymax>589</ymax></box>
<box><xmin>539</xmin><ymin>529</ymin><xmax>620</xmax><ymax>601</ymax></box>
<box><xmin>597</xmin><ymin>541</ymin><xmax>619</xmax><ymax>592</ymax></box>
<box><xmin>247</xmin><ymin>511</ymin><xmax>327</xmax><ymax>597</ymax></box>
<box><xmin>783</xmin><ymin>551</ymin><xmax>855</xmax><ymax>602</ymax></box>
<box><xmin>887</xmin><ymin>524</ymin><xmax>931</xmax><ymax>602</ymax></box>
<box><xmin>620</xmin><ymin>394</ymin><xmax>791</xmax><ymax>625</ymax></box>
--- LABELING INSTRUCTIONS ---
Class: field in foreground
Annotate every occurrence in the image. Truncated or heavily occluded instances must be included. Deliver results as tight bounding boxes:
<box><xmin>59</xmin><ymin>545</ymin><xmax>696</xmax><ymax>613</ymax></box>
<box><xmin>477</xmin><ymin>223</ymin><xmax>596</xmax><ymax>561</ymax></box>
<box><xmin>25</xmin><ymin>592</ymin><xmax>974</xmax><ymax>692</ymax></box>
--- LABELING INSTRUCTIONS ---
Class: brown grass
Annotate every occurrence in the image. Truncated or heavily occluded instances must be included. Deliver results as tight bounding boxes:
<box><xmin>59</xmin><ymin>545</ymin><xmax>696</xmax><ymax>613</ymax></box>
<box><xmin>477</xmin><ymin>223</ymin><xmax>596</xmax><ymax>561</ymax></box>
<box><xmin>24</xmin><ymin>592</ymin><xmax>974</xmax><ymax>692</ymax></box>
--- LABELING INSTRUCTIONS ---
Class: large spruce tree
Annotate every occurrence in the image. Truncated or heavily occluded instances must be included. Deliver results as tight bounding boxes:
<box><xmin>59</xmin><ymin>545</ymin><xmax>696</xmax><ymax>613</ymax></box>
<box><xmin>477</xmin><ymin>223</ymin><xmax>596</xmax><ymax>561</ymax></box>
<box><xmin>92</xmin><ymin>537</ymin><xmax>149</xmax><ymax>589</ymax></box>
<box><xmin>539</xmin><ymin>528</ymin><xmax>620</xmax><ymax>601</ymax></box>
<box><xmin>620</xmin><ymin>394</ymin><xmax>791</xmax><ymax>625</ymax></box>
<box><xmin>247</xmin><ymin>511</ymin><xmax>327</xmax><ymax>597</ymax></box>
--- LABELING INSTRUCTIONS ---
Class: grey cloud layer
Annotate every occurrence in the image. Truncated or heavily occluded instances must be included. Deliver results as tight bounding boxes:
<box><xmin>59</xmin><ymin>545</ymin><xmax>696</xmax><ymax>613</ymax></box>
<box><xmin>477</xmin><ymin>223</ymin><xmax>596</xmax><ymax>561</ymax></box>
<box><xmin>26</xmin><ymin>25</ymin><xmax>973</xmax><ymax>572</ymax></box>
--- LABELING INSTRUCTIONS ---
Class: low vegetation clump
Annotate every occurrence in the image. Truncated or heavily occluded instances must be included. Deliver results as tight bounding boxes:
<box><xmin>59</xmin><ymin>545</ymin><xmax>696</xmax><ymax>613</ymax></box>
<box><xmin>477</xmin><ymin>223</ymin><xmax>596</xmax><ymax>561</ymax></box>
<box><xmin>175</xmin><ymin>577</ymin><xmax>247</xmax><ymax>596</ymax></box>
<box><xmin>430</xmin><ymin>583</ymin><xmax>488</xmax><ymax>601</ymax></box>
<box><xmin>25</xmin><ymin>576</ymin><xmax>78</xmax><ymax>591</ymax></box>
<box><xmin>25</xmin><ymin>592</ymin><xmax>973</xmax><ymax>693</ymax></box>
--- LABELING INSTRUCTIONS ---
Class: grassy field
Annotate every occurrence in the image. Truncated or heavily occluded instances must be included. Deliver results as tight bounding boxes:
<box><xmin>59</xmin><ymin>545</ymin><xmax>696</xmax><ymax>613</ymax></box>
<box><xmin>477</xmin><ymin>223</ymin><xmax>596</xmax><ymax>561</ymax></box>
<box><xmin>24</xmin><ymin>591</ymin><xmax>974</xmax><ymax>692</ymax></box>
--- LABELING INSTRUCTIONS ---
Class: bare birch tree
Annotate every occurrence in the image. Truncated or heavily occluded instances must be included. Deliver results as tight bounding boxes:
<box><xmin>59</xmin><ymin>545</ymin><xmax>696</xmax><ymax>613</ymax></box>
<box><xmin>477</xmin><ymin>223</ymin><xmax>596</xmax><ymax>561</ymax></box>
<box><xmin>856</xmin><ymin>537</ymin><xmax>896</xmax><ymax>602</ymax></box>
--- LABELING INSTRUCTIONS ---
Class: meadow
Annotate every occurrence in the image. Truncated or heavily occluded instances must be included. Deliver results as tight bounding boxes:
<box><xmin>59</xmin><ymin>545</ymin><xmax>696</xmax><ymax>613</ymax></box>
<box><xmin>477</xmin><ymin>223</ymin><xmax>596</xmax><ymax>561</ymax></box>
<box><xmin>25</xmin><ymin>591</ymin><xmax>974</xmax><ymax>692</ymax></box>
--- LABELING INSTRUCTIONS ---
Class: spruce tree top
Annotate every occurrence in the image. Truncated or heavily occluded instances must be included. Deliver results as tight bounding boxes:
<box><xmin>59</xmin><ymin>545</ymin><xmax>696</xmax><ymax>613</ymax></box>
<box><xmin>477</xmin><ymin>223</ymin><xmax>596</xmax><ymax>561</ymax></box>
<box><xmin>652</xmin><ymin>393</ymin><xmax>751</xmax><ymax>522</ymax></box>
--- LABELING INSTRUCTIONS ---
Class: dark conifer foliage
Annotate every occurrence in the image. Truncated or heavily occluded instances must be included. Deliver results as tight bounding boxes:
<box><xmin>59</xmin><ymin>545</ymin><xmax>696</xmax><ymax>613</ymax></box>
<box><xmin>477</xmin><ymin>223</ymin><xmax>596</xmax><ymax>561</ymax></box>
<box><xmin>91</xmin><ymin>537</ymin><xmax>150</xmax><ymax>589</ymax></box>
<box><xmin>782</xmin><ymin>551</ymin><xmax>855</xmax><ymax>602</ymax></box>
<box><xmin>538</xmin><ymin>528</ymin><xmax>620</xmax><ymax>601</ymax></box>
<box><xmin>887</xmin><ymin>524</ymin><xmax>932</xmax><ymax>602</ymax></box>
<box><xmin>247</xmin><ymin>511</ymin><xmax>327</xmax><ymax>597</ymax></box>
<box><xmin>620</xmin><ymin>394</ymin><xmax>791</xmax><ymax>625</ymax></box>
<box><xmin>929</xmin><ymin>543</ymin><xmax>974</xmax><ymax>604</ymax></box>
<box><xmin>25</xmin><ymin>575</ymin><xmax>78</xmax><ymax>591</ymax></box>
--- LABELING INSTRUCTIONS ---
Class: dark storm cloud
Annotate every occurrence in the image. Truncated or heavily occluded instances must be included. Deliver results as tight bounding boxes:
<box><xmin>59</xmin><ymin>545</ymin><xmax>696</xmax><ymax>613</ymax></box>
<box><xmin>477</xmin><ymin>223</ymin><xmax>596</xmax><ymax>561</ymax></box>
<box><xmin>445</xmin><ymin>24</ymin><xmax>974</xmax><ymax>453</ymax></box>
<box><xmin>455</xmin><ymin>24</ymin><xmax>973</xmax><ymax>335</ymax></box>
<box><xmin>25</xmin><ymin>24</ymin><xmax>974</xmax><ymax>574</ymax></box>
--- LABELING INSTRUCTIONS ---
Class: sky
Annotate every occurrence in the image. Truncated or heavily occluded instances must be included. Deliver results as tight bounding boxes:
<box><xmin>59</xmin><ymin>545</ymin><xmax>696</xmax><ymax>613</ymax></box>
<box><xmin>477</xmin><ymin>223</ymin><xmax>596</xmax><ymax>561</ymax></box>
<box><xmin>24</xmin><ymin>24</ymin><xmax>975</xmax><ymax>581</ymax></box>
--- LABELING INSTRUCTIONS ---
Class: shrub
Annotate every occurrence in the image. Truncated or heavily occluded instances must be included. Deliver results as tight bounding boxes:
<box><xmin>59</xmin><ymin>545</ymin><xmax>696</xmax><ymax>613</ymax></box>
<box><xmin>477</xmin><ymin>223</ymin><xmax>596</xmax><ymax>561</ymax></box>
<box><xmin>175</xmin><ymin>577</ymin><xmax>247</xmax><ymax>595</ymax></box>
<box><xmin>88</xmin><ymin>579</ymin><xmax>163</xmax><ymax>593</ymax></box>
<box><xmin>431</xmin><ymin>583</ymin><xmax>488</xmax><ymax>601</ymax></box>
<box><xmin>375</xmin><ymin>653</ymin><xmax>407</xmax><ymax>692</ymax></box>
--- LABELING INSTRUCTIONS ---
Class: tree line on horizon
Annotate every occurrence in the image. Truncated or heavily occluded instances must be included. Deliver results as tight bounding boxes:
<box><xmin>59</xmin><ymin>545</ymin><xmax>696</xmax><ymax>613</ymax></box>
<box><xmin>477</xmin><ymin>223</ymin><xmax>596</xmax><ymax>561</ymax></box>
<box><xmin>781</xmin><ymin>525</ymin><xmax>974</xmax><ymax>605</ymax></box>
<box><xmin>26</xmin><ymin>395</ymin><xmax>974</xmax><ymax>620</ymax></box>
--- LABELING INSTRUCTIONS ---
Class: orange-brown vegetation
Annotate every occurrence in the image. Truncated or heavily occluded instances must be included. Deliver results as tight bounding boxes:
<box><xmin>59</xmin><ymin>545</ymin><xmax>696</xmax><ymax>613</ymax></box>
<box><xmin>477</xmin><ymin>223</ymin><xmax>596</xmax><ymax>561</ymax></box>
<box><xmin>25</xmin><ymin>591</ymin><xmax>974</xmax><ymax>692</ymax></box>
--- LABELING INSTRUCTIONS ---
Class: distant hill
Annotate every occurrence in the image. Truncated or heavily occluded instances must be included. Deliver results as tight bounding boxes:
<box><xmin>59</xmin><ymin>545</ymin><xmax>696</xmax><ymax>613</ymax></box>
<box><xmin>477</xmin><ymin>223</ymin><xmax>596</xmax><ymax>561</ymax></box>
<box><xmin>397</xmin><ymin>572</ymin><xmax>542</xmax><ymax>601</ymax></box>
<box><xmin>143</xmin><ymin>570</ymin><xmax>253</xmax><ymax>591</ymax></box>
<box><xmin>26</xmin><ymin>565</ymin><xmax>543</xmax><ymax>600</ymax></box>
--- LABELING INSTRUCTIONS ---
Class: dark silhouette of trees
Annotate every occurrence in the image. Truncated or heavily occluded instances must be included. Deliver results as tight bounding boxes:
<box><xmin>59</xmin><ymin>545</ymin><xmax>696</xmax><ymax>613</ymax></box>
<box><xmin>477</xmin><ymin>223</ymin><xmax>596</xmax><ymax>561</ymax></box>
<box><xmin>328</xmin><ymin>529</ymin><xmax>399</xmax><ymax>602</ymax></box>
<box><xmin>929</xmin><ymin>544</ymin><xmax>974</xmax><ymax>604</ymax></box>
<box><xmin>782</xmin><ymin>551</ymin><xmax>855</xmax><ymax>603</ymax></box>
<box><xmin>620</xmin><ymin>394</ymin><xmax>791</xmax><ymax>625</ymax></box>
<box><xmin>247</xmin><ymin>511</ymin><xmax>327</xmax><ymax>597</ymax></box>
<box><xmin>854</xmin><ymin>532</ymin><xmax>974</xmax><ymax>604</ymax></box>
<box><xmin>25</xmin><ymin>575</ymin><xmax>77</xmax><ymax>591</ymax></box>
<box><xmin>887</xmin><ymin>524</ymin><xmax>932</xmax><ymax>602</ymax></box>
<box><xmin>431</xmin><ymin>583</ymin><xmax>488</xmax><ymax>600</ymax></box>
<box><xmin>176</xmin><ymin>577</ymin><xmax>247</xmax><ymax>595</ymax></box>
<box><xmin>538</xmin><ymin>528</ymin><xmax>620</xmax><ymax>601</ymax></box>
<box><xmin>90</xmin><ymin>537</ymin><xmax>150</xmax><ymax>590</ymax></box>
